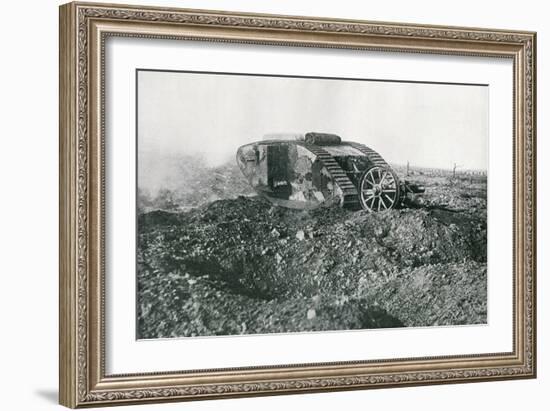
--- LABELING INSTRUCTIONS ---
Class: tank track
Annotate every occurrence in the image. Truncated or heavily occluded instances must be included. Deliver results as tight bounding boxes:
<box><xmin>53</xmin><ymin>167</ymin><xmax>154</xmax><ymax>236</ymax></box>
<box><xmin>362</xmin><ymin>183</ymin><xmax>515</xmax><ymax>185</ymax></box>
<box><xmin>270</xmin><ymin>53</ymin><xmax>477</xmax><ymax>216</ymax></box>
<box><xmin>345</xmin><ymin>142</ymin><xmax>390</xmax><ymax>168</ymax></box>
<box><xmin>301</xmin><ymin>143</ymin><xmax>360</xmax><ymax>209</ymax></box>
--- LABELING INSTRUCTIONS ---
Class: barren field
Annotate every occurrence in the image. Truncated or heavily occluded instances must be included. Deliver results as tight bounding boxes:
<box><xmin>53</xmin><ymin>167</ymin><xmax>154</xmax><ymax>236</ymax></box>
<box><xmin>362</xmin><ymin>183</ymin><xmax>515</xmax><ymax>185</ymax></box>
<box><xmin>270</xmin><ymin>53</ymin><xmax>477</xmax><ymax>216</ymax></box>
<box><xmin>137</xmin><ymin>159</ymin><xmax>487</xmax><ymax>338</ymax></box>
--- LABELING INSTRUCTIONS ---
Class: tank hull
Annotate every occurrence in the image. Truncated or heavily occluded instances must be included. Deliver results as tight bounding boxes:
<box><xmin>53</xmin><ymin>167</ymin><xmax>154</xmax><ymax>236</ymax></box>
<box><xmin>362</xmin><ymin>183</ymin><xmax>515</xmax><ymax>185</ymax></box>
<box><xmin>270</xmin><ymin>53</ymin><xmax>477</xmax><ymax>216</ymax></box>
<box><xmin>236</xmin><ymin>141</ymin><xmax>345</xmax><ymax>209</ymax></box>
<box><xmin>236</xmin><ymin>133</ymin><xmax>422</xmax><ymax>211</ymax></box>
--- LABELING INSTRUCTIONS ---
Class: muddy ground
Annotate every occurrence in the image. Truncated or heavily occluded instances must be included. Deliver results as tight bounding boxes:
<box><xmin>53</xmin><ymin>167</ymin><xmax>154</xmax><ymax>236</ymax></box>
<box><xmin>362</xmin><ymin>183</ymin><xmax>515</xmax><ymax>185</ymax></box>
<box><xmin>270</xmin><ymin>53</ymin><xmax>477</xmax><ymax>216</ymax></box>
<box><xmin>137</xmin><ymin>165</ymin><xmax>487</xmax><ymax>338</ymax></box>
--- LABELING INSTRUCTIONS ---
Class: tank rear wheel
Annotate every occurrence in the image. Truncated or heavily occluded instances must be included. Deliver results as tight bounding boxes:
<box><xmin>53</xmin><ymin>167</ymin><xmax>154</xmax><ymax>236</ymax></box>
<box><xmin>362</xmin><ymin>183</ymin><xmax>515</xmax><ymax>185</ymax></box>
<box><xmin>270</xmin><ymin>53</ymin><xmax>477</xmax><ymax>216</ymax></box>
<box><xmin>359</xmin><ymin>166</ymin><xmax>400</xmax><ymax>212</ymax></box>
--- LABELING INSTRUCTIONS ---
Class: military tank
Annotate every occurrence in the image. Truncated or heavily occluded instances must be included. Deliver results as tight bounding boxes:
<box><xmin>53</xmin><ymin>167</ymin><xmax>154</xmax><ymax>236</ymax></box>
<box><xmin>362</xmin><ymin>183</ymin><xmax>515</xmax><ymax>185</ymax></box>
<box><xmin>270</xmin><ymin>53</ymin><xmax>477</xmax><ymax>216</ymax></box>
<box><xmin>236</xmin><ymin>132</ymin><xmax>425</xmax><ymax>212</ymax></box>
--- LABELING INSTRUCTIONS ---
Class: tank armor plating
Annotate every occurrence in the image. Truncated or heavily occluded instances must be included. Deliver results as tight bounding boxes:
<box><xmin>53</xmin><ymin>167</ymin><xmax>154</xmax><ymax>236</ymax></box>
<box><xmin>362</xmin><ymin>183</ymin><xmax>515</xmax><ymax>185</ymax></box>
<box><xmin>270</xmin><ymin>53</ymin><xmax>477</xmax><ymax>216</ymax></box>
<box><xmin>236</xmin><ymin>132</ymin><xmax>424</xmax><ymax>212</ymax></box>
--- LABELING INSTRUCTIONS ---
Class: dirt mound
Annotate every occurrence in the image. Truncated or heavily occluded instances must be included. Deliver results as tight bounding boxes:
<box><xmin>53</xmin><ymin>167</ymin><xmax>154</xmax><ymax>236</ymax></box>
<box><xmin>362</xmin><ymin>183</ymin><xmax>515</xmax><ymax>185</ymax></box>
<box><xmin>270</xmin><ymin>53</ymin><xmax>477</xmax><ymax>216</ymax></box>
<box><xmin>137</xmin><ymin>195</ymin><xmax>486</xmax><ymax>338</ymax></box>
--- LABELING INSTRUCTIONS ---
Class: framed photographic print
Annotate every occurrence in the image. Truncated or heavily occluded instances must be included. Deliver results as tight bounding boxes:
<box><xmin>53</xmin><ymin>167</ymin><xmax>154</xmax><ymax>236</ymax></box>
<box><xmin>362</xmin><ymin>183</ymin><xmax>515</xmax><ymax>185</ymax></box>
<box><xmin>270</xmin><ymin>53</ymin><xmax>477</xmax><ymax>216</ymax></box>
<box><xmin>59</xmin><ymin>1</ymin><xmax>537</xmax><ymax>408</ymax></box>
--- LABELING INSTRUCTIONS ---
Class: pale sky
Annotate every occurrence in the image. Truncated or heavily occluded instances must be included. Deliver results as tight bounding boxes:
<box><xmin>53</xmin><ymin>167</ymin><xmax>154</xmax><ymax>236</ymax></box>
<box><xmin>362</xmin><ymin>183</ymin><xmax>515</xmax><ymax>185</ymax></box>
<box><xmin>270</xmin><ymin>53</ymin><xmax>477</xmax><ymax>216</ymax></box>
<box><xmin>137</xmin><ymin>70</ymin><xmax>488</xmax><ymax>182</ymax></box>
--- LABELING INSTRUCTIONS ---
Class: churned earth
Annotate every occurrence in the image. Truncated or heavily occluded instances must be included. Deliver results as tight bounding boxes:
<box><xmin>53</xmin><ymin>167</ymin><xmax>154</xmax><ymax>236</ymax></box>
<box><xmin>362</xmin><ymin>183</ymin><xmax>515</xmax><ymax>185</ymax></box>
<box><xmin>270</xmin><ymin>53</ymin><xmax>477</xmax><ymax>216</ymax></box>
<box><xmin>137</xmin><ymin>167</ymin><xmax>487</xmax><ymax>338</ymax></box>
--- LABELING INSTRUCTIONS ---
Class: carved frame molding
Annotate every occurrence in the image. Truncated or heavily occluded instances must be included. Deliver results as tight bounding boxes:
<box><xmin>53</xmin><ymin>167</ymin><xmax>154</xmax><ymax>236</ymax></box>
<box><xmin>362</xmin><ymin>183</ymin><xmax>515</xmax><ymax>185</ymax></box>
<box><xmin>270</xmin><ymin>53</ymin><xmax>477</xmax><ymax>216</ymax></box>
<box><xmin>59</xmin><ymin>2</ymin><xmax>536</xmax><ymax>408</ymax></box>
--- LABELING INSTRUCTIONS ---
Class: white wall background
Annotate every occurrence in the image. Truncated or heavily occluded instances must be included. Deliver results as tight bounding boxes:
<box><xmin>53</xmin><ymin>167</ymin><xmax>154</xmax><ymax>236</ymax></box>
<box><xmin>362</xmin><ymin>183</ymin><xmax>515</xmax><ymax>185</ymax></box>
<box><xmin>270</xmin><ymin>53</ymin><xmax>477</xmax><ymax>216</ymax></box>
<box><xmin>0</xmin><ymin>0</ymin><xmax>546</xmax><ymax>410</ymax></box>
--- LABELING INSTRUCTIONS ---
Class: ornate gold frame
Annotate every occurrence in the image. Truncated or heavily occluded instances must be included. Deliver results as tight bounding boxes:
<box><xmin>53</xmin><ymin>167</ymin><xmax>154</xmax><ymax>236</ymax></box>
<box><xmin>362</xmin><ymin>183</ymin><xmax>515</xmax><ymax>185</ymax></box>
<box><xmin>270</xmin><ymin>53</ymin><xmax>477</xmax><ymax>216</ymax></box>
<box><xmin>59</xmin><ymin>2</ymin><xmax>536</xmax><ymax>408</ymax></box>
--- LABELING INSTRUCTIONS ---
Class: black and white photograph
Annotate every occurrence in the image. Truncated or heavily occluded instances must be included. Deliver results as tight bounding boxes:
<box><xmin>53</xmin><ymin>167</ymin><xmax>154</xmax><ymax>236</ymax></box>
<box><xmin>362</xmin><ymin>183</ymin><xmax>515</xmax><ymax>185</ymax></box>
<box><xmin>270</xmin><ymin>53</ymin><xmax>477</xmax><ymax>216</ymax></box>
<box><xmin>136</xmin><ymin>69</ymin><xmax>488</xmax><ymax>339</ymax></box>
<box><xmin>49</xmin><ymin>1</ymin><xmax>539</xmax><ymax>408</ymax></box>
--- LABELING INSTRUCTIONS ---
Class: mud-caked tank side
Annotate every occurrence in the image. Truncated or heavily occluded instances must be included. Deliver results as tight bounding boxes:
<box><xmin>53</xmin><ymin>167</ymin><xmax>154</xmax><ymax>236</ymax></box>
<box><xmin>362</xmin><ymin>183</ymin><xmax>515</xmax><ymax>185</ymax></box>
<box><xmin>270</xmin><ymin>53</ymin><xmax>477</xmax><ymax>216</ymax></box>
<box><xmin>299</xmin><ymin>141</ymin><xmax>360</xmax><ymax>210</ymax></box>
<box><xmin>236</xmin><ymin>140</ymin><xmax>343</xmax><ymax>209</ymax></box>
